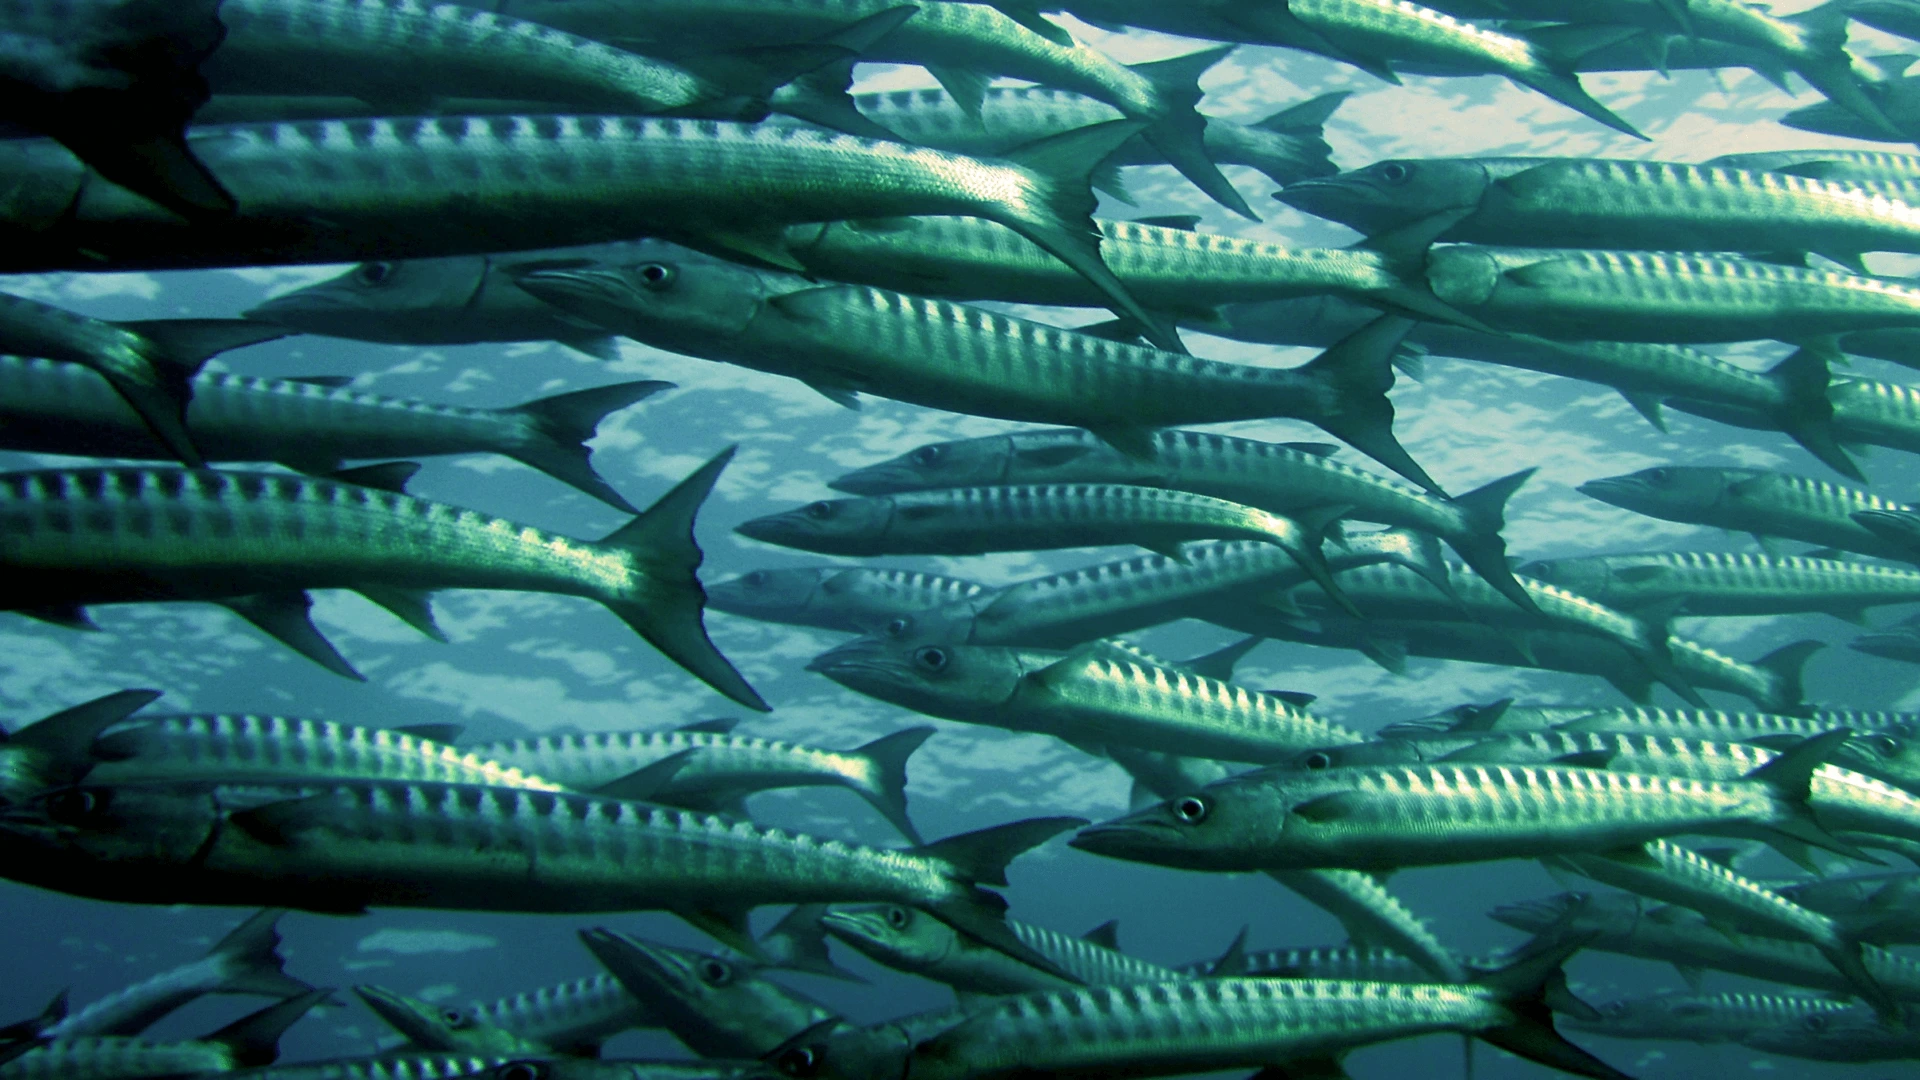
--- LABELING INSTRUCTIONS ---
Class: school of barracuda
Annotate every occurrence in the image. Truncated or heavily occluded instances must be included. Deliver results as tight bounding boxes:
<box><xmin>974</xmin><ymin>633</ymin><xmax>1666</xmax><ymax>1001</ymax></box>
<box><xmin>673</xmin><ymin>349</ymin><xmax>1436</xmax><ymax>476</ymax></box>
<box><xmin>22</xmin><ymin>0</ymin><xmax>1920</xmax><ymax>1077</ymax></box>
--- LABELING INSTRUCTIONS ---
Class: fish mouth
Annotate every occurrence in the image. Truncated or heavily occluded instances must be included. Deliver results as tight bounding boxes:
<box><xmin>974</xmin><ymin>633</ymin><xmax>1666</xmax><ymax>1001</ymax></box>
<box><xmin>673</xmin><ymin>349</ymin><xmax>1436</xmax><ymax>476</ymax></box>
<box><xmin>1066</xmin><ymin>820</ymin><xmax>1180</xmax><ymax>859</ymax></box>
<box><xmin>1486</xmin><ymin>897</ymin><xmax>1572</xmax><ymax>933</ymax></box>
<box><xmin>733</xmin><ymin>516</ymin><xmax>795</xmax><ymax>545</ymax></box>
<box><xmin>827</xmin><ymin>467</ymin><xmax>912</xmax><ymax>495</ymax></box>
<box><xmin>576</xmin><ymin>929</ymin><xmax>697</xmax><ymax>994</ymax></box>
<box><xmin>1271</xmin><ymin>176</ymin><xmax>1355</xmax><ymax>215</ymax></box>
<box><xmin>816</xmin><ymin>909</ymin><xmax>885</xmax><ymax>942</ymax></box>
<box><xmin>351</xmin><ymin>987</ymin><xmax>438</xmax><ymax>1034</ymax></box>
<box><xmin>804</xmin><ymin>641</ymin><xmax>898</xmax><ymax>678</ymax></box>
<box><xmin>243</xmin><ymin>293</ymin><xmax>348</xmax><ymax>320</ymax></box>
<box><xmin>511</xmin><ymin>267</ymin><xmax>634</xmax><ymax>306</ymax></box>
<box><xmin>1574</xmin><ymin>477</ymin><xmax>1637</xmax><ymax>505</ymax></box>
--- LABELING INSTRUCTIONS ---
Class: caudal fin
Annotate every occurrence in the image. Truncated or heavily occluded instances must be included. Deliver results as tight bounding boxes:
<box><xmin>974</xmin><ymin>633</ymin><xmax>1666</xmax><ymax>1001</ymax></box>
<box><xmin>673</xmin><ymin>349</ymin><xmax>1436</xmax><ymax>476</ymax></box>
<box><xmin>1295</xmin><ymin>315</ymin><xmax>1446</xmax><ymax>496</ymax></box>
<box><xmin>1128</xmin><ymin>46</ymin><xmax>1256</xmax><ymax>220</ymax></box>
<box><xmin>202</xmin><ymin>988</ymin><xmax>330</xmax><ymax>1067</ymax></box>
<box><xmin>997</xmin><ymin>121</ymin><xmax>1186</xmax><ymax>354</ymax></box>
<box><xmin>917</xmin><ymin>816</ymin><xmax>1089</xmax><ymax>980</ymax></box>
<box><xmin>7</xmin><ymin>689</ymin><xmax>161</xmax><ymax>789</ymax></box>
<box><xmin>850</xmin><ymin>726</ymin><xmax>934</xmax><ymax>844</ymax></box>
<box><xmin>1754</xmin><ymin>638</ymin><xmax>1825</xmax><ymax>716</ymax></box>
<box><xmin>1445</xmin><ymin>468</ymin><xmax>1539</xmax><ymax>615</ymax></box>
<box><xmin>113</xmin><ymin>318</ymin><xmax>290</xmax><ymax>467</ymax></box>
<box><xmin>504</xmin><ymin>380</ymin><xmax>674</xmax><ymax>512</ymax></box>
<box><xmin>1240</xmin><ymin>91</ymin><xmax>1346</xmax><ymax>186</ymax></box>
<box><xmin>761</xmin><ymin>903</ymin><xmax>865</xmax><ymax>982</ymax></box>
<box><xmin>761</xmin><ymin>6</ymin><xmax>921</xmax><ymax>140</ymax></box>
<box><xmin>209</xmin><ymin>909</ymin><xmax>314</xmax><ymax>1000</ymax></box>
<box><xmin>1763</xmin><ymin>347</ymin><xmax>1861</xmax><ymax>482</ymax></box>
<box><xmin>1473</xmin><ymin>933</ymin><xmax>1634</xmax><ymax>1080</ymax></box>
<box><xmin>598</xmin><ymin>446</ymin><xmax>767</xmax><ymax>711</ymax></box>
<box><xmin>1747</xmin><ymin>729</ymin><xmax>1882</xmax><ymax>863</ymax></box>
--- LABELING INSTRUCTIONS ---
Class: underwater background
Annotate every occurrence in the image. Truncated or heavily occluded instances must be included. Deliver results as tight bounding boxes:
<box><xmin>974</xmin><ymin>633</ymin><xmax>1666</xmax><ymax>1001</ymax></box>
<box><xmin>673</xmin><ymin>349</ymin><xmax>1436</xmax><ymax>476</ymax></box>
<box><xmin>6</xmin><ymin>9</ymin><xmax>1920</xmax><ymax>1077</ymax></box>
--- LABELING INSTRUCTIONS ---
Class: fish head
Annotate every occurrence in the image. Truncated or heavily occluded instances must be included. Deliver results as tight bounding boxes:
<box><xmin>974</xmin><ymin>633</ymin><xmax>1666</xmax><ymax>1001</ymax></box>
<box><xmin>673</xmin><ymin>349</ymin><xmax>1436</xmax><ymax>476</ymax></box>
<box><xmin>1576</xmin><ymin>466</ymin><xmax>1742</xmax><ymax>517</ymax></box>
<box><xmin>1278</xmin><ymin>740</ymin><xmax>1426</xmax><ymax>771</ymax></box>
<box><xmin>829</xmin><ymin>435</ymin><xmax>1025</xmax><ymax>495</ymax></box>
<box><xmin>1067</xmin><ymin>775</ymin><xmax>1287</xmax><ymax>871</ymax></box>
<box><xmin>1559</xmin><ymin>992</ymin><xmax>1717</xmax><ymax>1036</ymax></box>
<box><xmin>770</xmin><ymin>1018</ymin><xmax>916</xmax><ymax>1080</ymax></box>
<box><xmin>0</xmin><ymin>782</ymin><xmax>213</xmax><ymax>866</ymax></box>
<box><xmin>706</xmin><ymin>567</ymin><xmax>840</xmax><ymax>621</ymax></box>
<box><xmin>244</xmin><ymin>256</ymin><xmax>491</xmax><ymax>338</ymax></box>
<box><xmin>736</xmin><ymin>498</ymin><xmax>895</xmax><ymax>555</ymax></box>
<box><xmin>1831</xmin><ymin>728</ymin><xmax>1920</xmax><ymax>790</ymax></box>
<box><xmin>1741</xmin><ymin>1004</ymin><xmax>1903</xmax><ymax>1060</ymax></box>
<box><xmin>1512</xmin><ymin>556</ymin><xmax>1610</xmax><ymax>596</ymax></box>
<box><xmin>1275</xmin><ymin>158</ymin><xmax>1489</xmax><ymax>234</ymax></box>
<box><xmin>816</xmin><ymin>904</ymin><xmax>956</xmax><ymax>974</ymax></box>
<box><xmin>512</xmin><ymin>254</ymin><xmax>771</xmax><ymax>352</ymax></box>
<box><xmin>860</xmin><ymin>598</ymin><xmax>977</xmax><ymax>650</ymax></box>
<box><xmin>806</xmin><ymin>638</ymin><xmax>1026</xmax><ymax>719</ymax></box>
<box><xmin>1487</xmin><ymin>890</ymin><xmax>1639</xmax><ymax>936</ymax></box>
<box><xmin>579</xmin><ymin>931</ymin><xmax>825</xmax><ymax>1059</ymax></box>
<box><xmin>353</xmin><ymin>986</ymin><xmax>537</xmax><ymax>1055</ymax></box>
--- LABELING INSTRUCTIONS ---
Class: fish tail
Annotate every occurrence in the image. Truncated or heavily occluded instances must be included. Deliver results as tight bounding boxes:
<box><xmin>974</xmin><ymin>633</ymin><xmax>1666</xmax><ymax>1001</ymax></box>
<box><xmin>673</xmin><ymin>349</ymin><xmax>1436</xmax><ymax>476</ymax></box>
<box><xmin>598</xmin><ymin>446</ymin><xmax>768</xmax><ymax>711</ymax></box>
<box><xmin>1818</xmin><ymin>937</ymin><xmax>1902</xmax><ymax>1023</ymax></box>
<box><xmin>850</xmin><ymin>725</ymin><xmax>935</xmax><ymax>844</ymax></box>
<box><xmin>760</xmin><ymin>903</ymin><xmax>866</xmax><ymax>982</ymax></box>
<box><xmin>1380</xmin><ymin>526</ymin><xmax>1459</xmax><ymax>603</ymax></box>
<box><xmin>208</xmin><ymin>910</ymin><xmax>313</xmax><ymax>999</ymax></box>
<box><xmin>1764</xmin><ymin>346</ymin><xmax>1863</xmax><ymax>482</ymax></box>
<box><xmin>1473</xmin><ymin>932</ymin><xmax>1635</xmax><ymax>1080</ymax></box>
<box><xmin>504</xmin><ymin>379</ymin><xmax>675</xmax><ymax>512</ymax></box>
<box><xmin>997</xmin><ymin>120</ymin><xmax>1184</xmax><ymax>353</ymax></box>
<box><xmin>1753</xmin><ymin>638</ymin><xmax>1824</xmax><ymax>715</ymax></box>
<box><xmin>1128</xmin><ymin>45</ymin><xmax>1256</xmax><ymax>220</ymax></box>
<box><xmin>918</xmin><ymin>816</ymin><xmax>1089</xmax><ymax>980</ymax></box>
<box><xmin>203</xmin><ymin>988</ymin><xmax>331</xmax><ymax>1068</ymax></box>
<box><xmin>1243</xmin><ymin>91</ymin><xmax>1348</xmax><ymax>185</ymax></box>
<box><xmin>1277</xmin><ymin>504</ymin><xmax>1361</xmax><ymax>617</ymax></box>
<box><xmin>762</xmin><ymin>6</ymin><xmax>920</xmax><ymax>140</ymax></box>
<box><xmin>7</xmin><ymin>688</ymin><xmax>161</xmax><ymax>787</ymax></box>
<box><xmin>1445</xmin><ymin>468</ymin><xmax>1540</xmax><ymax>615</ymax></box>
<box><xmin>1510</xmin><ymin>70</ymin><xmax>1648</xmax><ymax>141</ymax></box>
<box><xmin>110</xmin><ymin>317</ymin><xmax>289</xmax><ymax>467</ymax></box>
<box><xmin>1294</xmin><ymin>314</ymin><xmax>1446</xmax><ymax>497</ymax></box>
<box><xmin>1748</xmin><ymin>729</ymin><xmax>1883</xmax><ymax>863</ymax></box>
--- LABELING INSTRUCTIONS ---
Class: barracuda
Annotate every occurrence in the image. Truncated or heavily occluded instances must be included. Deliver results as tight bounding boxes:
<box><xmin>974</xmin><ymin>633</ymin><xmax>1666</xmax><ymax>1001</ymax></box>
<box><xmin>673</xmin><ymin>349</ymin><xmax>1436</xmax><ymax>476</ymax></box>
<box><xmin>0</xmin><ymin>357</ymin><xmax>667</xmax><ymax>512</ymax></box>
<box><xmin>737</xmin><ymin>485</ymin><xmax>1354</xmax><ymax>612</ymax></box>
<box><xmin>1423</xmin><ymin>245</ymin><xmax>1920</xmax><ymax>344</ymax></box>
<box><xmin>48</xmin><ymin>909</ymin><xmax>310</xmax><ymax>1039</ymax></box>
<box><xmin>840</xmin><ymin>84</ymin><xmax>1344</xmax><ymax>187</ymax></box>
<box><xmin>1744</xmin><ymin>1001</ymin><xmax>1920</xmax><ymax>1063</ymax></box>
<box><xmin>780</xmin><ymin>214</ymin><xmax>1485</xmax><ymax>331</ymax></box>
<box><xmin>576</xmin><ymin>931</ymin><xmax>836</xmax><ymax>1059</ymax></box>
<box><xmin>212</xmin><ymin>1053</ymin><xmax>514</xmax><ymax>1080</ymax></box>
<box><xmin>808</xmin><ymin>636</ymin><xmax>1363</xmax><ymax>764</ymax></box>
<box><xmin>1709</xmin><ymin>147</ymin><xmax>1920</xmax><ymax>185</ymax></box>
<box><xmin>354</xmin><ymin>988</ymin><xmax>556</xmax><ymax>1056</ymax></box>
<box><xmin>0</xmin><ymin>454</ymin><xmax>762</xmax><ymax>708</ymax></box>
<box><xmin>1282</xmin><ymin>156</ymin><xmax>1920</xmax><ymax>266</ymax></box>
<box><xmin>706</xmin><ymin>567</ymin><xmax>990</xmax><ymax>634</ymax></box>
<box><xmin>463</xmin><ymin>723</ymin><xmax>935</xmax><ymax>842</ymax></box>
<box><xmin>1549</xmin><ymin>837</ymin><xmax>1894</xmax><ymax>1014</ymax></box>
<box><xmin>1674</xmin><ymin>374</ymin><xmax>1920</xmax><ymax>471</ymax></box>
<box><xmin>1519</xmin><ymin>551</ymin><xmax>1920</xmax><ymax>621</ymax></box>
<box><xmin>82</xmin><ymin>714</ymin><xmax>563</xmax><ymax>791</ymax></box>
<box><xmin>1276</xmin><ymin>559</ymin><xmax>1707</xmax><ymax>704</ymax></box>
<box><xmin>3</xmin><ymin>116</ymin><xmax>1169</xmax><ymax>348</ymax></box>
<box><xmin>863</xmin><ymin>936</ymin><xmax>1629</xmax><ymax>1080</ymax></box>
<box><xmin>831</xmin><ymin>428</ymin><xmax>1531</xmax><ymax>607</ymax></box>
<box><xmin>1562</xmin><ymin>991</ymin><xmax>1857</xmax><ymax>1043</ymax></box>
<box><xmin>1174</xmin><ymin>944</ymin><xmax>1442</xmax><ymax>982</ymax></box>
<box><xmin>1579</xmin><ymin>465</ymin><xmax>1917</xmax><ymax>563</ymax></box>
<box><xmin>1779</xmin><ymin>871</ymin><xmax>1920</xmax><ymax>945</ymax></box>
<box><xmin>0</xmin><ymin>777</ymin><xmax>1082</xmax><ymax>964</ymax></box>
<box><xmin>1493</xmin><ymin>890</ymin><xmax>1920</xmax><ymax>1003</ymax></box>
<box><xmin>1071</xmin><ymin>732</ymin><xmax>1857</xmax><ymax>872</ymax></box>
<box><xmin>0</xmin><ymin>292</ymin><xmax>287</xmax><ymax>467</ymax></box>
<box><xmin>0</xmin><ymin>991</ymin><xmax>326</xmax><ymax>1080</ymax></box>
<box><xmin>443</xmin><ymin>976</ymin><xmax>652</xmax><ymax>1055</ymax></box>
<box><xmin>494</xmin><ymin>0</ymin><xmax>1251</xmax><ymax>219</ymax></box>
<box><xmin>515</xmin><ymin>256</ymin><xmax>1440</xmax><ymax>491</ymax></box>
<box><xmin>0</xmin><ymin>690</ymin><xmax>161</xmax><ymax>805</ymax></box>
<box><xmin>820</xmin><ymin>904</ymin><xmax>1179</xmax><ymax>998</ymax></box>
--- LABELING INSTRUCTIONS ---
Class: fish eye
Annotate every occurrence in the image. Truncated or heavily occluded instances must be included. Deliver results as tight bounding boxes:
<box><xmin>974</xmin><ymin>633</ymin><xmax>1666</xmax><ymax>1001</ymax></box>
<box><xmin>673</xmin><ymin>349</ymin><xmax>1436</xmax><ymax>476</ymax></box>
<box><xmin>44</xmin><ymin>788</ymin><xmax>101</xmax><ymax>823</ymax></box>
<box><xmin>1172</xmin><ymin>795</ymin><xmax>1209</xmax><ymax>824</ymax></box>
<box><xmin>744</xmin><ymin>570</ymin><xmax>769</xmax><ymax>587</ymax></box>
<box><xmin>1802</xmin><ymin>1013</ymin><xmax>1829</xmax><ymax>1032</ymax></box>
<box><xmin>496</xmin><ymin>1063</ymin><xmax>547</xmax><ymax>1080</ymax></box>
<box><xmin>1303</xmin><ymin>751</ymin><xmax>1332</xmax><ymax>770</ymax></box>
<box><xmin>885</xmin><ymin>617</ymin><xmax>910</xmax><ymax>638</ymax></box>
<box><xmin>886</xmin><ymin>906</ymin><xmax>910</xmax><ymax>930</ymax></box>
<box><xmin>913</xmin><ymin>646</ymin><xmax>948</xmax><ymax>671</ymax></box>
<box><xmin>440</xmin><ymin>1008</ymin><xmax>471</xmax><ymax>1028</ymax></box>
<box><xmin>1866</xmin><ymin>734</ymin><xmax>1900</xmax><ymax>755</ymax></box>
<box><xmin>804</xmin><ymin>501</ymin><xmax>836</xmax><ymax>520</ymax></box>
<box><xmin>910</xmin><ymin>444</ymin><xmax>944</xmax><ymax>466</ymax></box>
<box><xmin>1373</xmin><ymin>161</ymin><xmax>1412</xmax><ymax>185</ymax></box>
<box><xmin>636</xmin><ymin>263</ymin><xmax>675</xmax><ymax>290</ymax></box>
<box><xmin>697</xmin><ymin>958</ymin><xmax>734</xmax><ymax>985</ymax></box>
<box><xmin>355</xmin><ymin>261</ymin><xmax>394</xmax><ymax>286</ymax></box>
<box><xmin>778</xmin><ymin>1045</ymin><xmax>820</xmax><ymax>1076</ymax></box>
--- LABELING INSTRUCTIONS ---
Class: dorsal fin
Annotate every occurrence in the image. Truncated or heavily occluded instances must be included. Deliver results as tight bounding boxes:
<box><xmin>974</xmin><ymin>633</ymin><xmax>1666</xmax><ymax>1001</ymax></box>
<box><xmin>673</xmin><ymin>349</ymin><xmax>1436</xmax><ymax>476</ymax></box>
<box><xmin>325</xmin><ymin>462</ymin><xmax>420</xmax><ymax>494</ymax></box>
<box><xmin>1080</xmin><ymin>919</ymin><xmax>1120</xmax><ymax>950</ymax></box>
<box><xmin>676</xmin><ymin>718</ymin><xmax>741</xmax><ymax>735</ymax></box>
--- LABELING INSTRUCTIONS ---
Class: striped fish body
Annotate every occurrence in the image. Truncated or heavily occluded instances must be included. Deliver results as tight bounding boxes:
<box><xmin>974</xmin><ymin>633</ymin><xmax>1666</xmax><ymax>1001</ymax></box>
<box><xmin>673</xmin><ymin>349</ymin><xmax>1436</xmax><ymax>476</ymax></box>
<box><xmin>13</xmin><ymin>116</ymin><xmax>1088</xmax><ymax>271</ymax></box>
<box><xmin>905</xmin><ymin>977</ymin><xmax>1511</xmax><ymax>1080</ymax></box>
<box><xmin>821</xmin><ymin>906</ymin><xmax>1082</xmax><ymax>996</ymax></box>
<box><xmin>209</xmin><ymin>0</ymin><xmax>731</xmax><ymax>117</ymax></box>
<box><xmin>1428</xmin><ymin>246</ymin><xmax>1920</xmax><ymax>344</ymax></box>
<box><xmin>216</xmin><ymin>1056</ymin><xmax>511</xmax><ymax>1080</ymax></box>
<box><xmin>738</xmin><ymin>484</ymin><xmax>1321</xmax><ymax>559</ymax></box>
<box><xmin>1563</xmin><ymin>992</ymin><xmax>1856</xmax><ymax>1042</ymax></box>
<box><xmin>1580</xmin><ymin>466</ymin><xmax>1917</xmax><ymax>562</ymax></box>
<box><xmin>1557</xmin><ymin>839</ymin><xmax>1849</xmax><ymax>952</ymax></box>
<box><xmin>354</xmin><ymin>987</ymin><xmax>555</xmax><ymax>1054</ymax></box>
<box><xmin>84</xmin><ymin>714</ymin><xmax>564</xmax><ymax>789</ymax></box>
<box><xmin>706</xmin><ymin>566</ymin><xmax>990</xmax><ymax>634</ymax></box>
<box><xmin>1711</xmin><ymin>148</ymin><xmax>1920</xmax><ymax>185</ymax></box>
<box><xmin>2</xmin><ymin>779</ymin><xmax>995</xmax><ymax>914</ymax></box>
<box><xmin>50</xmin><ymin>909</ymin><xmax>305</xmax><ymax>1039</ymax></box>
<box><xmin>574</xmin><ymin>931</ymin><xmax>834</xmax><ymax>1059</ymax></box>
<box><xmin>0</xmin><ymin>1038</ymin><xmax>240</xmax><ymax>1080</ymax></box>
<box><xmin>467</xmin><ymin>976</ymin><xmax>651</xmax><ymax>1053</ymax></box>
<box><xmin>1287</xmin><ymin>0</ymin><xmax>1571</xmax><ymax>82</ymax></box>
<box><xmin>1522</xmin><ymin>551</ymin><xmax>1920</xmax><ymax>619</ymax></box>
<box><xmin>1745</xmin><ymin>1002</ymin><xmax>1920</xmax><ymax>1062</ymax></box>
<box><xmin>0</xmin><ymin>466</ymin><xmax>679</xmax><ymax>615</ymax></box>
<box><xmin>0</xmin><ymin>293</ymin><xmax>171</xmax><ymax>390</ymax></box>
<box><xmin>784</xmin><ymin>216</ymin><xmax>1415</xmax><ymax>316</ymax></box>
<box><xmin>1820</xmin><ymin>376</ymin><xmax>1920</xmax><ymax>455</ymax></box>
<box><xmin>1548</xmin><ymin>704</ymin><xmax>1899</xmax><ymax>741</ymax></box>
<box><xmin>1180</xmin><ymin>945</ymin><xmax>1435</xmax><ymax>982</ymax></box>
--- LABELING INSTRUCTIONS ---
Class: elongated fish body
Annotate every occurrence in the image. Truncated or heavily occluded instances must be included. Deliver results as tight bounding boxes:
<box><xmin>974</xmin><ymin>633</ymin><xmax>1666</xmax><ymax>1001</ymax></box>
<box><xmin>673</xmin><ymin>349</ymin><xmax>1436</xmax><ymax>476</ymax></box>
<box><xmin>0</xmin><ymin>455</ymin><xmax>763</xmax><ymax>709</ymax></box>
<box><xmin>706</xmin><ymin>567</ymin><xmax>991</xmax><ymax>634</ymax></box>
<box><xmin>1288</xmin><ymin>157</ymin><xmax>1920</xmax><ymax>259</ymax></box>
<box><xmin>1425</xmin><ymin>246</ymin><xmax>1920</xmax><ymax>344</ymax></box>
<box><xmin>516</xmin><ymin>257</ymin><xmax>1440</xmax><ymax>492</ymax></box>
<box><xmin>0</xmin><ymin>1038</ymin><xmax>248</xmax><ymax>1080</ymax></box>
<box><xmin>821</xmin><ymin>904</ymin><xmax>1178</xmax><ymax>996</ymax></box>
<box><xmin>830</xmin><ymin>428</ymin><xmax>1531</xmax><ymax>607</ymax></box>
<box><xmin>1177</xmin><ymin>945</ymin><xmax>1437</xmax><ymax>982</ymax></box>
<box><xmin>1709</xmin><ymin>148</ymin><xmax>1920</xmax><ymax>185</ymax></box>
<box><xmin>464</xmin><ymin>724</ymin><xmax>934</xmax><ymax>842</ymax></box>
<box><xmin>574</xmin><ymin>931</ymin><xmax>834</xmax><ymax>1059</ymax></box>
<box><xmin>0</xmin><ymin>357</ymin><xmax>665</xmax><ymax>511</ymax></box>
<box><xmin>782</xmin><ymin>216</ymin><xmax>1459</xmax><ymax>324</ymax></box>
<box><xmin>0</xmin><ymin>778</ymin><xmax>1080</xmax><ymax>931</ymax></box>
<box><xmin>1493</xmin><ymin>892</ymin><xmax>1920</xmax><ymax>1003</ymax></box>
<box><xmin>83</xmin><ymin>714</ymin><xmax>564</xmax><ymax>791</ymax></box>
<box><xmin>1743</xmin><ymin>1001</ymin><xmax>1920</xmax><ymax>1062</ymax></box>
<box><xmin>1779</xmin><ymin>872</ymin><xmax>1920</xmax><ymax>944</ymax></box>
<box><xmin>51</xmin><ymin>909</ymin><xmax>309</xmax><ymax>1038</ymax></box>
<box><xmin>1074</xmin><ymin>761</ymin><xmax>1818</xmax><ymax>872</ymax></box>
<box><xmin>809</xmin><ymin>637</ymin><xmax>1363</xmax><ymax>764</ymax></box>
<box><xmin>355</xmin><ymin>987</ymin><xmax>555</xmax><ymax>1055</ymax></box>
<box><xmin>1562</xmin><ymin>991</ymin><xmax>1856</xmax><ymax>1043</ymax></box>
<box><xmin>1543</xmin><ymin>703</ymin><xmax>1916</xmax><ymax>741</ymax></box>
<box><xmin>465</xmin><ymin>976</ymin><xmax>652</xmax><ymax>1053</ymax></box>
<box><xmin>1520</xmin><ymin>551</ymin><xmax>1920</xmax><ymax>620</ymax></box>
<box><xmin>1581</xmin><ymin>465</ymin><xmax>1917</xmax><ymax>561</ymax></box>
<box><xmin>839</xmin><ymin>85</ymin><xmax>1341</xmax><ymax>186</ymax></box>
<box><xmin>214</xmin><ymin>1055</ymin><xmax>512</xmax><ymax>1080</ymax></box>
<box><xmin>208</xmin><ymin>0</ymin><xmax>751</xmax><ymax>117</ymax></box>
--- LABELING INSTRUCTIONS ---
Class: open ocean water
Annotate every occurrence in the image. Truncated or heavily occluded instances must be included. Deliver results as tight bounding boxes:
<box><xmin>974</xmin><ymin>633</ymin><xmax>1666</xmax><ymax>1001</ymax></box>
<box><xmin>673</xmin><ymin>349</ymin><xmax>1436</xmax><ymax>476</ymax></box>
<box><xmin>5</xmin><ymin>5</ymin><xmax>1920</xmax><ymax>1077</ymax></box>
